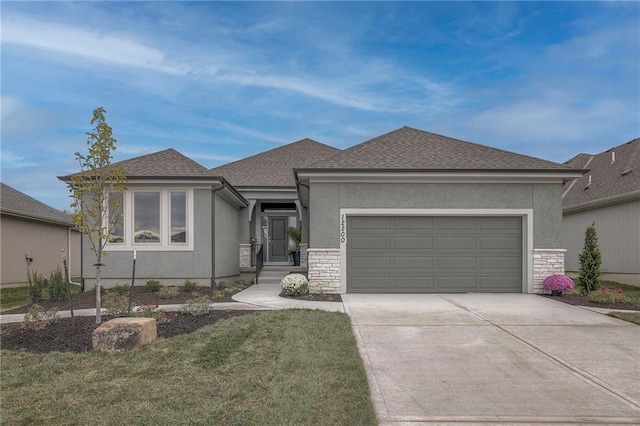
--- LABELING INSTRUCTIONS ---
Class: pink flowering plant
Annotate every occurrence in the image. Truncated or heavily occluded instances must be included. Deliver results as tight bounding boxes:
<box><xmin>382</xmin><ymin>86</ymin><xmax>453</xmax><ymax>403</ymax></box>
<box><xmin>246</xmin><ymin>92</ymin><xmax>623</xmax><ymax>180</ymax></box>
<box><xmin>543</xmin><ymin>274</ymin><xmax>575</xmax><ymax>294</ymax></box>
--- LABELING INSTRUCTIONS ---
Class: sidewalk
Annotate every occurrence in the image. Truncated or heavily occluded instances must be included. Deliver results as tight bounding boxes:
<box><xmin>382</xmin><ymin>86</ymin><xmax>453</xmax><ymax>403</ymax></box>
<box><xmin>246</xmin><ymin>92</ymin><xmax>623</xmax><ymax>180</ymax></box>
<box><xmin>0</xmin><ymin>284</ymin><xmax>344</xmax><ymax>324</ymax></box>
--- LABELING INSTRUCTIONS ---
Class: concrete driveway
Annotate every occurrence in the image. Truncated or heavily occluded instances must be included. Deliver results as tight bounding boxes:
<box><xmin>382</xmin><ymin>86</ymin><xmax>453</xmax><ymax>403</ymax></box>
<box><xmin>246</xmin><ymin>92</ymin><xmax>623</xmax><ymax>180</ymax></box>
<box><xmin>343</xmin><ymin>294</ymin><xmax>640</xmax><ymax>425</ymax></box>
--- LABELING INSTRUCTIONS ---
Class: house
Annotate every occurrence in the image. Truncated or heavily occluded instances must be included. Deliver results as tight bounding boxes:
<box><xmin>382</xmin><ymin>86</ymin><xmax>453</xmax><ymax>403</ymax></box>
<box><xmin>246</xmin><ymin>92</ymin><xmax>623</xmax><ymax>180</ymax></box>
<box><xmin>562</xmin><ymin>138</ymin><xmax>640</xmax><ymax>286</ymax></box>
<box><xmin>0</xmin><ymin>182</ymin><xmax>81</xmax><ymax>287</ymax></box>
<box><xmin>60</xmin><ymin>126</ymin><xmax>584</xmax><ymax>293</ymax></box>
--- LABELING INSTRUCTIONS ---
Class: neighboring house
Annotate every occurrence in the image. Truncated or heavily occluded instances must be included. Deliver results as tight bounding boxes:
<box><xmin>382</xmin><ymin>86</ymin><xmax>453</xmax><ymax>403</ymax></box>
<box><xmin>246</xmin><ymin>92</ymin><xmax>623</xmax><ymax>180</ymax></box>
<box><xmin>60</xmin><ymin>127</ymin><xmax>584</xmax><ymax>293</ymax></box>
<box><xmin>562</xmin><ymin>138</ymin><xmax>640</xmax><ymax>286</ymax></box>
<box><xmin>0</xmin><ymin>183</ymin><xmax>80</xmax><ymax>287</ymax></box>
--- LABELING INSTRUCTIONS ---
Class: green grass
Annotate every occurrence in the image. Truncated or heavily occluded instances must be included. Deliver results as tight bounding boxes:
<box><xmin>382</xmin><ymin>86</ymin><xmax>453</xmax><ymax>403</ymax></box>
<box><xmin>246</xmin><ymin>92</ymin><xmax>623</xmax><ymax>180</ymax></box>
<box><xmin>0</xmin><ymin>285</ymin><xmax>81</xmax><ymax>311</ymax></box>
<box><xmin>608</xmin><ymin>312</ymin><xmax>640</xmax><ymax>325</ymax></box>
<box><xmin>0</xmin><ymin>310</ymin><xmax>377</xmax><ymax>425</ymax></box>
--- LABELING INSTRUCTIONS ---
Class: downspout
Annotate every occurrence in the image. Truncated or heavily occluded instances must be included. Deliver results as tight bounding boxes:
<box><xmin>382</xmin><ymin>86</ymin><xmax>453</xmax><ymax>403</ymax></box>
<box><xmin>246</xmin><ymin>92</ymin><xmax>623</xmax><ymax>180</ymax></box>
<box><xmin>294</xmin><ymin>172</ymin><xmax>310</xmax><ymax>245</ymax></box>
<box><xmin>211</xmin><ymin>182</ymin><xmax>226</xmax><ymax>288</ymax></box>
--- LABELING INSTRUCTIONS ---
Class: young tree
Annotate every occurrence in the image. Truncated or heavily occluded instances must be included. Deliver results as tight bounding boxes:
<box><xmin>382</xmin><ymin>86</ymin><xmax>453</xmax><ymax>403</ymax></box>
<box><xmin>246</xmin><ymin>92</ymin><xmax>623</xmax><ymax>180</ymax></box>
<box><xmin>69</xmin><ymin>107</ymin><xmax>127</xmax><ymax>323</ymax></box>
<box><xmin>578</xmin><ymin>223</ymin><xmax>602</xmax><ymax>294</ymax></box>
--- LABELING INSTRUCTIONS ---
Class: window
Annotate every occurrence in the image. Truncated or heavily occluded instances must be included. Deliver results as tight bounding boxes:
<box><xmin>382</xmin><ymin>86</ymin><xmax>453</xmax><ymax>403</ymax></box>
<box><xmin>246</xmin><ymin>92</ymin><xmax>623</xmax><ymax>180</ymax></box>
<box><xmin>134</xmin><ymin>192</ymin><xmax>160</xmax><ymax>243</ymax></box>
<box><xmin>170</xmin><ymin>191</ymin><xmax>187</xmax><ymax>244</ymax></box>
<box><xmin>108</xmin><ymin>192</ymin><xmax>124</xmax><ymax>243</ymax></box>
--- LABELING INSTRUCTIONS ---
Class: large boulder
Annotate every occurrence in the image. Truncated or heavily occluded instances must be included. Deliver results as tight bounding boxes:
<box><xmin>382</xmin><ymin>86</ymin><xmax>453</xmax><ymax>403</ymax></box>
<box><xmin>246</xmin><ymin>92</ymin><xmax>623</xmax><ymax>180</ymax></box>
<box><xmin>92</xmin><ymin>317</ymin><xmax>157</xmax><ymax>352</ymax></box>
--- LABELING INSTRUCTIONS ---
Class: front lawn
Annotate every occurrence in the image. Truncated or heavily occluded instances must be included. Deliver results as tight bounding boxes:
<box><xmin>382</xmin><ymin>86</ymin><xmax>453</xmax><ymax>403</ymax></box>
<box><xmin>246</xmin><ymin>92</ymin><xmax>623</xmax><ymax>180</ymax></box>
<box><xmin>0</xmin><ymin>285</ymin><xmax>81</xmax><ymax>312</ymax></box>
<box><xmin>608</xmin><ymin>312</ymin><xmax>640</xmax><ymax>325</ymax></box>
<box><xmin>0</xmin><ymin>310</ymin><xmax>377</xmax><ymax>425</ymax></box>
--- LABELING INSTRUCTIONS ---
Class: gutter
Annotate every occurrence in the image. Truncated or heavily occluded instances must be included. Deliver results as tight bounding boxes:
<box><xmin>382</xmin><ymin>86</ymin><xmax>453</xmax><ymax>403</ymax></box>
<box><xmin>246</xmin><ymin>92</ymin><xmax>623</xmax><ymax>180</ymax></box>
<box><xmin>294</xmin><ymin>171</ymin><xmax>310</xmax><ymax>208</ymax></box>
<box><xmin>563</xmin><ymin>190</ymin><xmax>640</xmax><ymax>214</ymax></box>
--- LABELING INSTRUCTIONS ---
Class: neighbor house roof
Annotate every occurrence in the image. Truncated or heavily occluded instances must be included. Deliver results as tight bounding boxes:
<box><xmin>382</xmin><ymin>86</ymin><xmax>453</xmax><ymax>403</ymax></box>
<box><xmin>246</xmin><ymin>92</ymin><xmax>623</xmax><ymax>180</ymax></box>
<box><xmin>0</xmin><ymin>183</ymin><xmax>73</xmax><ymax>226</ymax></box>
<box><xmin>302</xmin><ymin>126</ymin><xmax>583</xmax><ymax>172</ymax></box>
<box><xmin>562</xmin><ymin>137</ymin><xmax>640</xmax><ymax>211</ymax></box>
<box><xmin>59</xmin><ymin>148</ymin><xmax>212</xmax><ymax>180</ymax></box>
<box><xmin>209</xmin><ymin>138</ymin><xmax>341</xmax><ymax>187</ymax></box>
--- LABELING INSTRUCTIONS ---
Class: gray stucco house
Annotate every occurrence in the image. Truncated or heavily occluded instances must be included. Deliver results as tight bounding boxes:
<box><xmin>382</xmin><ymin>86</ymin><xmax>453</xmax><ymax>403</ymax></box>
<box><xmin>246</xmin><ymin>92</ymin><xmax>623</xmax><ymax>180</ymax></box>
<box><xmin>562</xmin><ymin>137</ymin><xmax>640</xmax><ymax>285</ymax></box>
<box><xmin>61</xmin><ymin>126</ymin><xmax>584</xmax><ymax>294</ymax></box>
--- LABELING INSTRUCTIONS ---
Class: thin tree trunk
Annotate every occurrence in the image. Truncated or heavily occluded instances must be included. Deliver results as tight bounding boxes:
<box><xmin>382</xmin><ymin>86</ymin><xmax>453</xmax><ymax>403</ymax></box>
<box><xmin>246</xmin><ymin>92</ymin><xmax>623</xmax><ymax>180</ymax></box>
<box><xmin>95</xmin><ymin>263</ymin><xmax>102</xmax><ymax>324</ymax></box>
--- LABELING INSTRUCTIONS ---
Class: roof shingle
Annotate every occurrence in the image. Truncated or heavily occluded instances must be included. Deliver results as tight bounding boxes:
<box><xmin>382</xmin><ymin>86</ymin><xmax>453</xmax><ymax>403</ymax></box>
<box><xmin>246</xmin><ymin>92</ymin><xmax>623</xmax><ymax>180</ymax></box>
<box><xmin>210</xmin><ymin>139</ymin><xmax>340</xmax><ymax>187</ymax></box>
<box><xmin>563</xmin><ymin>137</ymin><xmax>640</xmax><ymax>209</ymax></box>
<box><xmin>305</xmin><ymin>126</ymin><xmax>580</xmax><ymax>171</ymax></box>
<box><xmin>1</xmin><ymin>183</ymin><xmax>73</xmax><ymax>226</ymax></box>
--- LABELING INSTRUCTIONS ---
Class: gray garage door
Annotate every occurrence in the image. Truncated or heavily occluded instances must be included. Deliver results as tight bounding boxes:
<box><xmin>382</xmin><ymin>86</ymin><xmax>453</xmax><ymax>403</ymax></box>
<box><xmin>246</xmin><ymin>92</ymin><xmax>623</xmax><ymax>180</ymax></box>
<box><xmin>347</xmin><ymin>216</ymin><xmax>522</xmax><ymax>293</ymax></box>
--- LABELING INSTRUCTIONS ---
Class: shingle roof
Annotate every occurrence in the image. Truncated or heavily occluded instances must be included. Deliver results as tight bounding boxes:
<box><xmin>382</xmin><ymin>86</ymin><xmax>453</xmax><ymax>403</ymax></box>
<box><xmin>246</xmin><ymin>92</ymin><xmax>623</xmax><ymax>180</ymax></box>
<box><xmin>59</xmin><ymin>148</ymin><xmax>211</xmax><ymax>180</ymax></box>
<box><xmin>210</xmin><ymin>139</ymin><xmax>341</xmax><ymax>187</ymax></box>
<box><xmin>0</xmin><ymin>183</ymin><xmax>73</xmax><ymax>226</ymax></box>
<box><xmin>304</xmin><ymin>126</ymin><xmax>580</xmax><ymax>171</ymax></box>
<box><xmin>563</xmin><ymin>137</ymin><xmax>640</xmax><ymax>210</ymax></box>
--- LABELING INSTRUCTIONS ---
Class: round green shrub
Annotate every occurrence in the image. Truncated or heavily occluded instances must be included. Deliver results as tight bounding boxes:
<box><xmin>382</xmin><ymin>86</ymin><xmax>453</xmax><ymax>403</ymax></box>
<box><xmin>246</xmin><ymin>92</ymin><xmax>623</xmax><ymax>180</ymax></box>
<box><xmin>280</xmin><ymin>273</ymin><xmax>309</xmax><ymax>296</ymax></box>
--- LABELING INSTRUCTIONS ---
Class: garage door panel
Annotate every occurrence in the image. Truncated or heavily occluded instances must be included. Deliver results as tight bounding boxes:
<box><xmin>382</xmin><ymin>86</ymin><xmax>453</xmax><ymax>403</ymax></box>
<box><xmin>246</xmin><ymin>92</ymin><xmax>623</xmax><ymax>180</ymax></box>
<box><xmin>437</xmin><ymin>237</ymin><xmax>476</xmax><ymax>250</ymax></box>
<box><xmin>347</xmin><ymin>215</ymin><xmax>522</xmax><ymax>293</ymax></box>
<box><xmin>394</xmin><ymin>237</ymin><xmax>433</xmax><ymax>249</ymax></box>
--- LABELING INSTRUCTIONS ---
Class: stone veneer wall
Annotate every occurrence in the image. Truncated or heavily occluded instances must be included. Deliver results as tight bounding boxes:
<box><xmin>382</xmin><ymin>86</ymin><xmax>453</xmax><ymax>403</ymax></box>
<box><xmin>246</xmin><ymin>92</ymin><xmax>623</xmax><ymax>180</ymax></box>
<box><xmin>533</xmin><ymin>249</ymin><xmax>566</xmax><ymax>293</ymax></box>
<box><xmin>307</xmin><ymin>248</ymin><xmax>340</xmax><ymax>293</ymax></box>
<box><xmin>239</xmin><ymin>244</ymin><xmax>252</xmax><ymax>268</ymax></box>
<box><xmin>300</xmin><ymin>243</ymin><xmax>308</xmax><ymax>267</ymax></box>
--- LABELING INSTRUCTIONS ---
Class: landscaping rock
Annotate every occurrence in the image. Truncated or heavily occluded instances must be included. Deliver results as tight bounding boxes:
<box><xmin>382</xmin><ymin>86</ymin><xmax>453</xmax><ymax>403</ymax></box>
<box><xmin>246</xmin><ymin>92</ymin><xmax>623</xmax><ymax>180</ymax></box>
<box><xmin>92</xmin><ymin>317</ymin><xmax>157</xmax><ymax>352</ymax></box>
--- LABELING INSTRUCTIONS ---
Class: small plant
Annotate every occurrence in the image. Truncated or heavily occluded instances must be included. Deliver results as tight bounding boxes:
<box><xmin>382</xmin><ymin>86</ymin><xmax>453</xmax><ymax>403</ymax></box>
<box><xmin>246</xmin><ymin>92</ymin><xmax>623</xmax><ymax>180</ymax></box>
<box><xmin>586</xmin><ymin>288</ymin><xmax>633</xmax><ymax>305</ymax></box>
<box><xmin>579</xmin><ymin>223</ymin><xmax>602</xmax><ymax>294</ymax></box>
<box><xmin>214</xmin><ymin>291</ymin><xmax>225</xmax><ymax>301</ymax></box>
<box><xmin>158</xmin><ymin>286</ymin><xmax>180</xmax><ymax>299</ymax></box>
<box><xmin>133</xmin><ymin>304</ymin><xmax>170</xmax><ymax>324</ymax></box>
<box><xmin>183</xmin><ymin>279</ymin><xmax>199</xmax><ymax>292</ymax></box>
<box><xmin>144</xmin><ymin>280</ymin><xmax>162</xmax><ymax>293</ymax></box>
<box><xmin>109</xmin><ymin>283</ymin><xmax>131</xmax><ymax>295</ymax></box>
<box><xmin>48</xmin><ymin>267</ymin><xmax>67</xmax><ymax>301</ymax></box>
<box><xmin>103</xmin><ymin>292</ymin><xmax>130</xmax><ymax>316</ymax></box>
<box><xmin>21</xmin><ymin>304</ymin><xmax>59</xmax><ymax>331</ymax></box>
<box><xmin>180</xmin><ymin>294</ymin><xmax>213</xmax><ymax>316</ymax></box>
<box><xmin>29</xmin><ymin>271</ymin><xmax>45</xmax><ymax>303</ymax></box>
<box><xmin>280</xmin><ymin>273</ymin><xmax>309</xmax><ymax>297</ymax></box>
<box><xmin>543</xmin><ymin>274</ymin><xmax>575</xmax><ymax>295</ymax></box>
<box><xmin>89</xmin><ymin>285</ymin><xmax>106</xmax><ymax>295</ymax></box>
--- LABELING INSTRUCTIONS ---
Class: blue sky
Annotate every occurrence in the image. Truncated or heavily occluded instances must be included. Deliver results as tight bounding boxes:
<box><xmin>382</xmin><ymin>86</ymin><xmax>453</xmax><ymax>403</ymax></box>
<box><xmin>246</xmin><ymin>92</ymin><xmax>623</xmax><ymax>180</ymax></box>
<box><xmin>1</xmin><ymin>1</ymin><xmax>638</xmax><ymax>211</ymax></box>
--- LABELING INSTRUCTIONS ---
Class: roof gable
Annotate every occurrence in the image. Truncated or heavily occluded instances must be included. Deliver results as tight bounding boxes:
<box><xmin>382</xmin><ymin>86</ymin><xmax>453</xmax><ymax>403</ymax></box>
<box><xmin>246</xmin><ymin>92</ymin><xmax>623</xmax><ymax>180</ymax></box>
<box><xmin>0</xmin><ymin>183</ymin><xmax>73</xmax><ymax>226</ymax></box>
<box><xmin>306</xmin><ymin>126</ymin><xmax>577</xmax><ymax>171</ymax></box>
<box><xmin>563</xmin><ymin>137</ymin><xmax>640</xmax><ymax>210</ymax></box>
<box><xmin>210</xmin><ymin>138</ymin><xmax>340</xmax><ymax>187</ymax></box>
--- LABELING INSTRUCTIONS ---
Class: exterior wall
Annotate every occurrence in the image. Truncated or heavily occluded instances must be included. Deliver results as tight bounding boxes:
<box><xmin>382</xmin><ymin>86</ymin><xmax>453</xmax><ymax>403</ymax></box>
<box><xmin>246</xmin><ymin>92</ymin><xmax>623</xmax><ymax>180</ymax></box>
<box><xmin>239</xmin><ymin>244</ymin><xmax>252</xmax><ymax>268</ymax></box>
<box><xmin>82</xmin><ymin>188</ymin><xmax>213</xmax><ymax>288</ymax></box>
<box><xmin>1</xmin><ymin>215</ymin><xmax>80</xmax><ymax>286</ymax></box>
<box><xmin>214</xmin><ymin>192</ymin><xmax>241</xmax><ymax>279</ymax></box>
<box><xmin>533</xmin><ymin>249</ymin><xmax>566</xmax><ymax>293</ymax></box>
<box><xmin>307</xmin><ymin>248</ymin><xmax>340</xmax><ymax>293</ymax></box>
<box><xmin>563</xmin><ymin>200</ymin><xmax>640</xmax><ymax>276</ymax></box>
<box><xmin>308</xmin><ymin>181</ymin><xmax>565</xmax><ymax>294</ymax></box>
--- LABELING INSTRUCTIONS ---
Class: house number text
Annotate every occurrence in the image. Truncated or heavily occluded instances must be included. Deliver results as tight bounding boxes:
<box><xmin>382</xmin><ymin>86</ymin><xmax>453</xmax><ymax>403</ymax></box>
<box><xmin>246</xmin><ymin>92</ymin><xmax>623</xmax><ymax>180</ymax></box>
<box><xmin>340</xmin><ymin>214</ymin><xmax>346</xmax><ymax>244</ymax></box>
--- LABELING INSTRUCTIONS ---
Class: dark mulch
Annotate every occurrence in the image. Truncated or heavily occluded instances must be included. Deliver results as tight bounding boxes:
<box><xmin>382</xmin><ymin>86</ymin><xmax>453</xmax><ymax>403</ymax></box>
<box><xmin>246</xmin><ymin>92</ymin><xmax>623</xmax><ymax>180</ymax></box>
<box><xmin>541</xmin><ymin>294</ymin><xmax>640</xmax><ymax>311</ymax></box>
<box><xmin>280</xmin><ymin>292</ymin><xmax>342</xmax><ymax>302</ymax></box>
<box><xmin>3</xmin><ymin>285</ymin><xmax>240</xmax><ymax>315</ymax></box>
<box><xmin>0</xmin><ymin>310</ymin><xmax>254</xmax><ymax>354</ymax></box>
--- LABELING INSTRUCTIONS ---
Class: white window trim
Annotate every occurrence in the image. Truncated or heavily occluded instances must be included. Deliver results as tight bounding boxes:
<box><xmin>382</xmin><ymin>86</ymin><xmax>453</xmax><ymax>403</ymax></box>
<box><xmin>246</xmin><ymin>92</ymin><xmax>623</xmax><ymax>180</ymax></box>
<box><xmin>106</xmin><ymin>188</ymin><xmax>194</xmax><ymax>251</ymax></box>
<box><xmin>107</xmin><ymin>191</ymin><xmax>126</xmax><ymax>245</ymax></box>
<box><xmin>338</xmin><ymin>208</ymin><xmax>533</xmax><ymax>294</ymax></box>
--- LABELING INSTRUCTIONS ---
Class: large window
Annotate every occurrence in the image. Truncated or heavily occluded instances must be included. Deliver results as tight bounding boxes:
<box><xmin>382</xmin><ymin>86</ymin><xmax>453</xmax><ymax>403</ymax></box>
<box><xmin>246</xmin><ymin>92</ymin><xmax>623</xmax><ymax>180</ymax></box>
<box><xmin>105</xmin><ymin>188</ymin><xmax>193</xmax><ymax>250</ymax></box>
<box><xmin>134</xmin><ymin>192</ymin><xmax>161</xmax><ymax>243</ymax></box>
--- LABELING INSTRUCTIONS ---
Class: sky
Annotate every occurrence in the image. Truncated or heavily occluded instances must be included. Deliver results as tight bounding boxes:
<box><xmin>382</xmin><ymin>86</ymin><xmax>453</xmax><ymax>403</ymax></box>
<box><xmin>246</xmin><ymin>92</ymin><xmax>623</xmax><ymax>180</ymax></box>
<box><xmin>1</xmin><ymin>1</ymin><xmax>639</xmax><ymax>211</ymax></box>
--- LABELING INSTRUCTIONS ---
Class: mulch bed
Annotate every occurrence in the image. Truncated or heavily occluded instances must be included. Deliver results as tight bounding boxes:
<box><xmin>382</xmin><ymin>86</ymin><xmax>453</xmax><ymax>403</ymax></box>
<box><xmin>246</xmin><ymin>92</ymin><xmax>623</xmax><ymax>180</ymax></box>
<box><xmin>280</xmin><ymin>293</ymin><xmax>342</xmax><ymax>302</ymax></box>
<box><xmin>3</xmin><ymin>285</ymin><xmax>238</xmax><ymax>315</ymax></box>
<box><xmin>0</xmin><ymin>310</ymin><xmax>254</xmax><ymax>354</ymax></box>
<box><xmin>541</xmin><ymin>294</ymin><xmax>640</xmax><ymax>311</ymax></box>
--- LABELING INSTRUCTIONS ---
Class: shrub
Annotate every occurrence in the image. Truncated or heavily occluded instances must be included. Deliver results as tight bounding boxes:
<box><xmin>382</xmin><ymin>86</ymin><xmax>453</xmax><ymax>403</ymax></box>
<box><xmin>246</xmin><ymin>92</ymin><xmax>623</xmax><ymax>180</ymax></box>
<box><xmin>48</xmin><ymin>267</ymin><xmax>67</xmax><ymax>301</ymax></box>
<box><xmin>543</xmin><ymin>274</ymin><xmax>575</xmax><ymax>293</ymax></box>
<box><xmin>89</xmin><ymin>285</ymin><xmax>106</xmax><ymax>295</ymax></box>
<box><xmin>144</xmin><ymin>280</ymin><xmax>162</xmax><ymax>293</ymax></box>
<box><xmin>280</xmin><ymin>273</ymin><xmax>309</xmax><ymax>297</ymax></box>
<box><xmin>579</xmin><ymin>223</ymin><xmax>601</xmax><ymax>293</ymax></box>
<box><xmin>183</xmin><ymin>279</ymin><xmax>199</xmax><ymax>292</ymax></box>
<box><xmin>587</xmin><ymin>287</ymin><xmax>633</xmax><ymax>305</ymax></box>
<box><xmin>180</xmin><ymin>294</ymin><xmax>213</xmax><ymax>316</ymax></box>
<box><xmin>109</xmin><ymin>283</ymin><xmax>131</xmax><ymax>295</ymax></box>
<box><xmin>133</xmin><ymin>304</ymin><xmax>170</xmax><ymax>324</ymax></box>
<box><xmin>214</xmin><ymin>291</ymin><xmax>225</xmax><ymax>301</ymax></box>
<box><xmin>28</xmin><ymin>271</ymin><xmax>45</xmax><ymax>303</ymax></box>
<box><xmin>103</xmin><ymin>292</ymin><xmax>129</xmax><ymax>316</ymax></box>
<box><xmin>21</xmin><ymin>304</ymin><xmax>59</xmax><ymax>331</ymax></box>
<box><xmin>158</xmin><ymin>286</ymin><xmax>180</xmax><ymax>299</ymax></box>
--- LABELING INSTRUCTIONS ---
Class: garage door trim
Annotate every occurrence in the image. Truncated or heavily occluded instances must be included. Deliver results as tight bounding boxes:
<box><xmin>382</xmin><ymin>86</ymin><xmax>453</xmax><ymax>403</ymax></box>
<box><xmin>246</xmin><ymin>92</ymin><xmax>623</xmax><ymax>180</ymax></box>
<box><xmin>339</xmin><ymin>209</ymin><xmax>533</xmax><ymax>293</ymax></box>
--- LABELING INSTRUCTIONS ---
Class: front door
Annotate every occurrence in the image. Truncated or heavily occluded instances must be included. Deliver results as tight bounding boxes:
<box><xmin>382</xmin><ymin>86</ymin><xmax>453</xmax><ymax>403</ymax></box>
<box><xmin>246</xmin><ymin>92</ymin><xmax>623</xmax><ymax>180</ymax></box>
<box><xmin>268</xmin><ymin>216</ymin><xmax>288</xmax><ymax>262</ymax></box>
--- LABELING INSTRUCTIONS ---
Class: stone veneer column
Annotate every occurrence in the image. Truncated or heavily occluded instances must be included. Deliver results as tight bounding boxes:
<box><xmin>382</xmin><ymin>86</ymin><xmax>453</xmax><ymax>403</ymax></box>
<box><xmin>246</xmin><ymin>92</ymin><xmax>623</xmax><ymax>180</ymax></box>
<box><xmin>307</xmin><ymin>248</ymin><xmax>340</xmax><ymax>293</ymax></box>
<box><xmin>239</xmin><ymin>244</ymin><xmax>252</xmax><ymax>268</ymax></box>
<box><xmin>300</xmin><ymin>243</ymin><xmax>308</xmax><ymax>267</ymax></box>
<box><xmin>533</xmin><ymin>249</ymin><xmax>566</xmax><ymax>293</ymax></box>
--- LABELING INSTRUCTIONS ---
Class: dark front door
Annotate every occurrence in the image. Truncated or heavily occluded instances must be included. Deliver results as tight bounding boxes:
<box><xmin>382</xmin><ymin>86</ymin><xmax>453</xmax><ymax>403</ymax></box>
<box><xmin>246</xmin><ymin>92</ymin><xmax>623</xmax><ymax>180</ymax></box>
<box><xmin>269</xmin><ymin>216</ymin><xmax>288</xmax><ymax>262</ymax></box>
